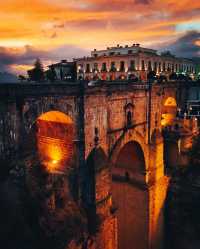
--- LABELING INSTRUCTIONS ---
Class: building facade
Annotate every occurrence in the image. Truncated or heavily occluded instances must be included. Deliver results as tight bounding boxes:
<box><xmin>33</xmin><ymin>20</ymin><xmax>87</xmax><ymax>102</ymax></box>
<box><xmin>48</xmin><ymin>60</ymin><xmax>77</xmax><ymax>81</ymax></box>
<box><xmin>75</xmin><ymin>44</ymin><xmax>196</xmax><ymax>81</ymax></box>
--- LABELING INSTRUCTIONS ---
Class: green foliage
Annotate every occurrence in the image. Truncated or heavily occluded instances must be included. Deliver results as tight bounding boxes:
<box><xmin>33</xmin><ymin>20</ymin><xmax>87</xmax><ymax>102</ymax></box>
<box><xmin>28</xmin><ymin>59</ymin><xmax>45</xmax><ymax>82</ymax></box>
<box><xmin>18</xmin><ymin>75</ymin><xmax>26</xmax><ymax>82</ymax></box>
<box><xmin>46</xmin><ymin>67</ymin><xmax>57</xmax><ymax>82</ymax></box>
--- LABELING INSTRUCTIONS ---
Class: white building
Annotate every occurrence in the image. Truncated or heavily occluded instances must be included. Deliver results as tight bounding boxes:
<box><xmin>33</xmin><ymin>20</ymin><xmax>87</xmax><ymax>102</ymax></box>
<box><xmin>75</xmin><ymin>44</ymin><xmax>196</xmax><ymax>81</ymax></box>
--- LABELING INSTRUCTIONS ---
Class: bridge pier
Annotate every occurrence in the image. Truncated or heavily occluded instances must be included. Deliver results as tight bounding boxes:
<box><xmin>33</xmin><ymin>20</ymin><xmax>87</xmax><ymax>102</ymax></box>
<box><xmin>110</xmin><ymin>128</ymin><xmax>169</xmax><ymax>249</ymax></box>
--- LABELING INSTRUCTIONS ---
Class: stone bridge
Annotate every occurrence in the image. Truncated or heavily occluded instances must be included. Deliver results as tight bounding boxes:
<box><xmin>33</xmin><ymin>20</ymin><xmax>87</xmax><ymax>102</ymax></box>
<box><xmin>0</xmin><ymin>81</ymin><xmax>196</xmax><ymax>249</ymax></box>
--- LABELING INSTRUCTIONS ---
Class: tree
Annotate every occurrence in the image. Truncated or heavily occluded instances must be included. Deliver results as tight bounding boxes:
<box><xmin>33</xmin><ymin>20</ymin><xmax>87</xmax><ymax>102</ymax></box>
<box><xmin>28</xmin><ymin>59</ymin><xmax>44</xmax><ymax>82</ymax></box>
<box><xmin>46</xmin><ymin>67</ymin><xmax>56</xmax><ymax>82</ymax></box>
<box><xmin>18</xmin><ymin>75</ymin><xmax>26</xmax><ymax>82</ymax></box>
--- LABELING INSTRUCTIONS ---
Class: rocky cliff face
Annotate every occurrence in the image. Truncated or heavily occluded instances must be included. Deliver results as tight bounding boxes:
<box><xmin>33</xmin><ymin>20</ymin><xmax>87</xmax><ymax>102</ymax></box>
<box><xmin>166</xmin><ymin>165</ymin><xmax>200</xmax><ymax>249</ymax></box>
<box><xmin>0</xmin><ymin>157</ymin><xmax>89</xmax><ymax>249</ymax></box>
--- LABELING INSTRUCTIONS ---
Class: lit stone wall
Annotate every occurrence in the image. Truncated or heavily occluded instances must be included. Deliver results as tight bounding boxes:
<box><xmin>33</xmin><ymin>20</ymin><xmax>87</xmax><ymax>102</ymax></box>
<box><xmin>84</xmin><ymin>91</ymin><xmax>108</xmax><ymax>159</ymax></box>
<box><xmin>149</xmin><ymin>176</ymin><xmax>170</xmax><ymax>249</ymax></box>
<box><xmin>0</xmin><ymin>82</ymin><xmax>194</xmax><ymax>249</ymax></box>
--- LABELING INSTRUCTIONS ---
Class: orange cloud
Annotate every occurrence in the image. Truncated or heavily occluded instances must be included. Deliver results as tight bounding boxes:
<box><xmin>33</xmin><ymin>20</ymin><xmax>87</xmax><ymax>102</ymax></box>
<box><xmin>0</xmin><ymin>0</ymin><xmax>200</xmax><ymax>74</ymax></box>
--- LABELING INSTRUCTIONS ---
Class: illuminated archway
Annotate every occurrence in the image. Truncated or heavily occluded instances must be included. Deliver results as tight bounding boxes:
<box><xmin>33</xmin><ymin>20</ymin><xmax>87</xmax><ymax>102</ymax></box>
<box><xmin>22</xmin><ymin>111</ymin><xmax>86</xmax><ymax>237</ymax></box>
<box><xmin>161</xmin><ymin>97</ymin><xmax>177</xmax><ymax>127</ymax></box>
<box><xmin>114</xmin><ymin>141</ymin><xmax>146</xmax><ymax>182</ymax></box>
<box><xmin>112</xmin><ymin>141</ymin><xmax>148</xmax><ymax>249</ymax></box>
<box><xmin>36</xmin><ymin>111</ymin><xmax>74</xmax><ymax>173</ymax></box>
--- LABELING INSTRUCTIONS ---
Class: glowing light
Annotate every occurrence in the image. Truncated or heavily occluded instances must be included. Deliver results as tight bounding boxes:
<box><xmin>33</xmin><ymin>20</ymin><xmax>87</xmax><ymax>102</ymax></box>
<box><xmin>164</xmin><ymin>97</ymin><xmax>177</xmax><ymax>107</ymax></box>
<box><xmin>38</xmin><ymin>111</ymin><xmax>73</xmax><ymax>124</ymax></box>
<box><xmin>161</xmin><ymin>113</ymin><xmax>175</xmax><ymax>126</ymax></box>
<box><xmin>36</xmin><ymin>111</ymin><xmax>74</xmax><ymax>173</ymax></box>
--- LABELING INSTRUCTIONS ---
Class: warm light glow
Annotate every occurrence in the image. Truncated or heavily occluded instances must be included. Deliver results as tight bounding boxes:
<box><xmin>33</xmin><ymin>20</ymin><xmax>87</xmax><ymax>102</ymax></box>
<box><xmin>38</xmin><ymin>111</ymin><xmax>73</xmax><ymax>124</ymax></box>
<box><xmin>36</xmin><ymin>111</ymin><xmax>74</xmax><ymax>172</ymax></box>
<box><xmin>161</xmin><ymin>97</ymin><xmax>177</xmax><ymax>126</ymax></box>
<box><xmin>52</xmin><ymin>159</ymin><xmax>58</xmax><ymax>164</ymax></box>
<box><xmin>161</xmin><ymin>112</ymin><xmax>176</xmax><ymax>126</ymax></box>
<box><xmin>164</xmin><ymin>97</ymin><xmax>177</xmax><ymax>107</ymax></box>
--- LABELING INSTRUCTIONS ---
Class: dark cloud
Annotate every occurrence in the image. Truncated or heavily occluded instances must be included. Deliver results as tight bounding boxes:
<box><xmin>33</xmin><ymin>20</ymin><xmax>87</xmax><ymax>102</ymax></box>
<box><xmin>0</xmin><ymin>45</ymin><xmax>89</xmax><ymax>73</ymax></box>
<box><xmin>161</xmin><ymin>31</ymin><xmax>200</xmax><ymax>58</ymax></box>
<box><xmin>0</xmin><ymin>46</ymin><xmax>48</xmax><ymax>71</ymax></box>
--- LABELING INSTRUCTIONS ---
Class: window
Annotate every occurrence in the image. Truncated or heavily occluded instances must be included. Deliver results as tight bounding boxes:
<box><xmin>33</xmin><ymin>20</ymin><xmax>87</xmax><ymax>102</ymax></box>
<box><xmin>127</xmin><ymin>111</ymin><xmax>132</xmax><ymax>127</ymax></box>
<box><xmin>141</xmin><ymin>60</ymin><xmax>145</xmax><ymax>71</ymax></box>
<box><xmin>158</xmin><ymin>62</ymin><xmax>161</xmax><ymax>72</ymax></box>
<box><xmin>86</xmin><ymin>64</ymin><xmax>90</xmax><ymax>73</ymax></box>
<box><xmin>120</xmin><ymin>61</ymin><xmax>125</xmax><ymax>72</ymax></box>
<box><xmin>93</xmin><ymin>63</ymin><xmax>98</xmax><ymax>72</ymax></box>
<box><xmin>129</xmin><ymin>60</ymin><xmax>136</xmax><ymax>71</ymax></box>
<box><xmin>167</xmin><ymin>63</ymin><xmax>171</xmax><ymax>71</ymax></box>
<box><xmin>148</xmin><ymin>61</ymin><xmax>152</xmax><ymax>71</ymax></box>
<box><xmin>78</xmin><ymin>64</ymin><xmax>83</xmax><ymax>73</ymax></box>
<box><xmin>154</xmin><ymin>62</ymin><xmax>157</xmax><ymax>72</ymax></box>
<box><xmin>110</xmin><ymin>61</ymin><xmax>116</xmax><ymax>72</ymax></box>
<box><xmin>101</xmin><ymin>62</ymin><xmax>107</xmax><ymax>72</ymax></box>
<box><xmin>163</xmin><ymin>62</ymin><xmax>166</xmax><ymax>71</ymax></box>
<box><xmin>128</xmin><ymin>50</ymin><xmax>133</xmax><ymax>54</ymax></box>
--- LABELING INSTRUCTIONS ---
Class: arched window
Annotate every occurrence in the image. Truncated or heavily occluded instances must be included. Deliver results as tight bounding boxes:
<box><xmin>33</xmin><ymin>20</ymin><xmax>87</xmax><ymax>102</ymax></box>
<box><xmin>127</xmin><ymin>111</ymin><xmax>132</xmax><ymax>127</ymax></box>
<box><xmin>124</xmin><ymin>103</ymin><xmax>134</xmax><ymax>127</ymax></box>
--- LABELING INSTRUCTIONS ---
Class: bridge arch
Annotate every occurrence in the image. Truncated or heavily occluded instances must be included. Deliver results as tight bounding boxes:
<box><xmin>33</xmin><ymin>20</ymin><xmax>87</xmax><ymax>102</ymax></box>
<box><xmin>111</xmin><ymin>139</ymin><xmax>148</xmax><ymax>249</ymax></box>
<box><xmin>114</xmin><ymin>141</ymin><xmax>146</xmax><ymax>182</ymax></box>
<box><xmin>110</xmin><ymin>131</ymin><xmax>147</xmax><ymax>173</ymax></box>
<box><xmin>23</xmin><ymin>110</ymin><xmax>75</xmax><ymax>172</ymax></box>
<box><xmin>22</xmin><ymin>110</ymin><xmax>78</xmax><ymax>214</ymax></box>
<box><xmin>22</xmin><ymin>99</ymin><xmax>75</xmax><ymax>134</ymax></box>
<box><xmin>36</xmin><ymin>111</ymin><xmax>75</xmax><ymax>172</ymax></box>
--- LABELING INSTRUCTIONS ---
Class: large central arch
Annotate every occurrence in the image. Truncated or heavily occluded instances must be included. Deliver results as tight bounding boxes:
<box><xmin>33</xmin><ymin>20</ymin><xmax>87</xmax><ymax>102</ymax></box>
<box><xmin>115</xmin><ymin>141</ymin><xmax>146</xmax><ymax>182</ymax></box>
<box><xmin>112</xmin><ymin>141</ymin><xmax>148</xmax><ymax>249</ymax></box>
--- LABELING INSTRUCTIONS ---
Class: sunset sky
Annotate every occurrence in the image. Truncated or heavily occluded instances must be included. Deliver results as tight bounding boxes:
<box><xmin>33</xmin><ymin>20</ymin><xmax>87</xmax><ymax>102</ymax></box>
<box><xmin>0</xmin><ymin>0</ymin><xmax>200</xmax><ymax>75</ymax></box>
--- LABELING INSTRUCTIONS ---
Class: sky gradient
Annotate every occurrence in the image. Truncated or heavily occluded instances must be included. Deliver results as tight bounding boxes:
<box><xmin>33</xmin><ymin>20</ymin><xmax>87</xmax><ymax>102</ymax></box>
<box><xmin>0</xmin><ymin>0</ymin><xmax>200</xmax><ymax>74</ymax></box>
